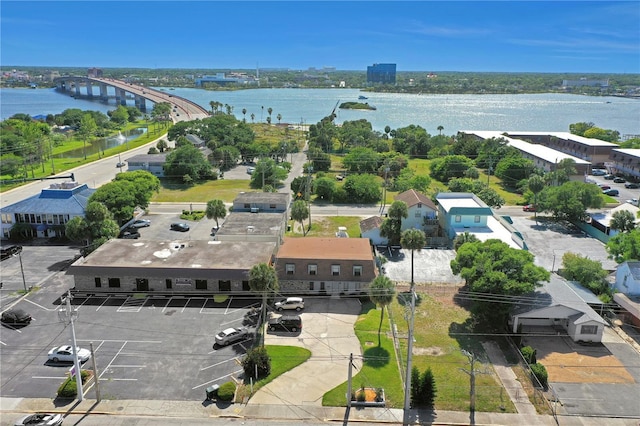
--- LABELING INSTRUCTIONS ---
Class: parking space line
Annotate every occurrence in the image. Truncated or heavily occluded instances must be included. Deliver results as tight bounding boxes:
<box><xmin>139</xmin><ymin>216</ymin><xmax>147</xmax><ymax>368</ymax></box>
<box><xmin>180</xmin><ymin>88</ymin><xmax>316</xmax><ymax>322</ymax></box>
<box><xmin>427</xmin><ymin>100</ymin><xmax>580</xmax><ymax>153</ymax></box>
<box><xmin>96</xmin><ymin>296</ymin><xmax>112</xmax><ymax>311</ymax></box>
<box><xmin>76</xmin><ymin>297</ymin><xmax>91</xmax><ymax>309</ymax></box>
<box><xmin>181</xmin><ymin>298</ymin><xmax>191</xmax><ymax>313</ymax></box>
<box><xmin>24</xmin><ymin>299</ymin><xmax>57</xmax><ymax>311</ymax></box>
<box><xmin>224</xmin><ymin>297</ymin><xmax>233</xmax><ymax>314</ymax></box>
<box><xmin>79</xmin><ymin>339</ymin><xmax>161</xmax><ymax>344</ymax></box>
<box><xmin>192</xmin><ymin>369</ymin><xmax>244</xmax><ymax>390</ymax></box>
<box><xmin>0</xmin><ymin>340</ymin><xmax>7</xmax><ymax>346</ymax></box>
<box><xmin>97</xmin><ymin>341</ymin><xmax>127</xmax><ymax>380</ymax></box>
<box><xmin>32</xmin><ymin>375</ymin><xmax>66</xmax><ymax>379</ymax></box>
<box><xmin>200</xmin><ymin>358</ymin><xmax>238</xmax><ymax>371</ymax></box>
<box><xmin>109</xmin><ymin>364</ymin><xmax>146</xmax><ymax>368</ymax></box>
<box><xmin>160</xmin><ymin>298</ymin><xmax>172</xmax><ymax>312</ymax></box>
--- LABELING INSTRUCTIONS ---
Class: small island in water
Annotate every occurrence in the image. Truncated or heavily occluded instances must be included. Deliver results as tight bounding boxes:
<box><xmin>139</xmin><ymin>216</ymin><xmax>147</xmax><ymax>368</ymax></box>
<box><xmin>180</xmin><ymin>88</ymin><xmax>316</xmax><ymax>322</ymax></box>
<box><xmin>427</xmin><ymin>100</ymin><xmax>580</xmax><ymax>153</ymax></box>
<box><xmin>339</xmin><ymin>101</ymin><xmax>377</xmax><ymax>111</ymax></box>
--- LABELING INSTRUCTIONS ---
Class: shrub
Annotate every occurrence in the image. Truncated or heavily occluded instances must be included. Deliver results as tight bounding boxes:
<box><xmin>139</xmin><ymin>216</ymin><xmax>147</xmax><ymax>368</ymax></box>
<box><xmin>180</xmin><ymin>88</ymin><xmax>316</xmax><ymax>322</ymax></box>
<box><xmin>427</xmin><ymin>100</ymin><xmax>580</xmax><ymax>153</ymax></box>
<box><xmin>520</xmin><ymin>345</ymin><xmax>537</xmax><ymax>364</ymax></box>
<box><xmin>217</xmin><ymin>381</ymin><xmax>236</xmax><ymax>402</ymax></box>
<box><xmin>242</xmin><ymin>347</ymin><xmax>271</xmax><ymax>379</ymax></box>
<box><xmin>57</xmin><ymin>370</ymin><xmax>91</xmax><ymax>398</ymax></box>
<box><xmin>530</xmin><ymin>362</ymin><xmax>548</xmax><ymax>389</ymax></box>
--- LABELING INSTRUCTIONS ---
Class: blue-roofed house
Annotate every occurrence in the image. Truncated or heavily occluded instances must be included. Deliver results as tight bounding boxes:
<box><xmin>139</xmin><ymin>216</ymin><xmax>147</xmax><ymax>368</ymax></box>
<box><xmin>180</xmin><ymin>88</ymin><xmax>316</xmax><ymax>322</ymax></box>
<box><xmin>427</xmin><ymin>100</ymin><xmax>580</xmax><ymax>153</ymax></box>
<box><xmin>0</xmin><ymin>182</ymin><xmax>95</xmax><ymax>240</ymax></box>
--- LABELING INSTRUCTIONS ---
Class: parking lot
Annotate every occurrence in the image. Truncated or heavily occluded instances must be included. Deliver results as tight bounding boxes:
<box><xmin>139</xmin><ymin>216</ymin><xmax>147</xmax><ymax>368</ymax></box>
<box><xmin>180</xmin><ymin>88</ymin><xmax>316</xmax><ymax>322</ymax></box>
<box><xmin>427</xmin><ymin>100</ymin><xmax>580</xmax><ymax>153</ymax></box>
<box><xmin>1</xmin><ymin>283</ymin><xmax>263</xmax><ymax>400</ymax></box>
<box><xmin>125</xmin><ymin>212</ymin><xmax>220</xmax><ymax>242</ymax></box>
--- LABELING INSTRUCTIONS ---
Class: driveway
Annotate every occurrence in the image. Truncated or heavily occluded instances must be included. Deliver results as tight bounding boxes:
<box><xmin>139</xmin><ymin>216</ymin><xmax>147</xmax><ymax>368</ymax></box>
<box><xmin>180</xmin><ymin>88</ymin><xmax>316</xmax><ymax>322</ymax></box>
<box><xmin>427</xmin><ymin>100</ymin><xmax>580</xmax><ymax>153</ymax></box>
<box><xmin>249</xmin><ymin>298</ymin><xmax>362</xmax><ymax>406</ymax></box>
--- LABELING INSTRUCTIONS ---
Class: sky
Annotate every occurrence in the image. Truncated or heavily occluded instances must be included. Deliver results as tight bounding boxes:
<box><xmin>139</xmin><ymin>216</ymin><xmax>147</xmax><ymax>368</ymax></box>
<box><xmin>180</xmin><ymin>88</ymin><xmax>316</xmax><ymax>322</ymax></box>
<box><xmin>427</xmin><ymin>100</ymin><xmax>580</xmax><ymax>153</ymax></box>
<box><xmin>1</xmin><ymin>1</ymin><xmax>639</xmax><ymax>73</ymax></box>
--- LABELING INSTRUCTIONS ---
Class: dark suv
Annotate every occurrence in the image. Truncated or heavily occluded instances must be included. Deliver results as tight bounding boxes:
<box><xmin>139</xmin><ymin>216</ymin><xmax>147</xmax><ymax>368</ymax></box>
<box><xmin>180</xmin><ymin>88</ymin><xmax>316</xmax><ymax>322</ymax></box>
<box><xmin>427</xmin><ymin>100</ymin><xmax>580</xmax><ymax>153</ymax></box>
<box><xmin>267</xmin><ymin>315</ymin><xmax>302</xmax><ymax>332</ymax></box>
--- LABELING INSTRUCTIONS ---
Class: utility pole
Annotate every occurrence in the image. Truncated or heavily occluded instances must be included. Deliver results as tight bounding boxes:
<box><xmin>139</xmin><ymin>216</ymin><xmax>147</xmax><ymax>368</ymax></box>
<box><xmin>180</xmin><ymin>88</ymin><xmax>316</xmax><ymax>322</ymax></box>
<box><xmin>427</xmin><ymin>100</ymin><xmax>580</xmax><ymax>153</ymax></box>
<box><xmin>382</xmin><ymin>166</ymin><xmax>390</xmax><ymax>214</ymax></box>
<box><xmin>460</xmin><ymin>349</ymin><xmax>488</xmax><ymax>425</ymax></box>
<box><xmin>58</xmin><ymin>290</ymin><xmax>84</xmax><ymax>401</ymax></box>
<box><xmin>403</xmin><ymin>281</ymin><xmax>416</xmax><ymax>421</ymax></box>
<box><xmin>347</xmin><ymin>353</ymin><xmax>354</xmax><ymax>408</ymax></box>
<box><xmin>306</xmin><ymin>165</ymin><xmax>313</xmax><ymax>234</ymax></box>
<box><xmin>89</xmin><ymin>342</ymin><xmax>101</xmax><ymax>402</ymax></box>
<box><xmin>15</xmin><ymin>249</ymin><xmax>27</xmax><ymax>293</ymax></box>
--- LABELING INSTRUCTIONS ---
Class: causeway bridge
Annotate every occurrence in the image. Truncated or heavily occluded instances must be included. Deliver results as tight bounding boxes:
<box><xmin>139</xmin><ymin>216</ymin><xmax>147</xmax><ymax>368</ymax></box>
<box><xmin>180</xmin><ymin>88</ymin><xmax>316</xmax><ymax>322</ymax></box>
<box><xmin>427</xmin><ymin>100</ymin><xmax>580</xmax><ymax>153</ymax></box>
<box><xmin>53</xmin><ymin>76</ymin><xmax>210</xmax><ymax>121</ymax></box>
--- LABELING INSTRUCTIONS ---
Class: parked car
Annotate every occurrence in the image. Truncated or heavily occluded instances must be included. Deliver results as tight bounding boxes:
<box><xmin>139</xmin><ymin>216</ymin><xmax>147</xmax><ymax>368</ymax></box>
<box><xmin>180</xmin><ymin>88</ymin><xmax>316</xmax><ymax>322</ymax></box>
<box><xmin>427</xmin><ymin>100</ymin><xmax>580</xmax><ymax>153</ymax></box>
<box><xmin>268</xmin><ymin>315</ymin><xmax>302</xmax><ymax>332</ymax></box>
<box><xmin>48</xmin><ymin>345</ymin><xmax>91</xmax><ymax>363</ymax></box>
<box><xmin>613</xmin><ymin>177</ymin><xmax>626</xmax><ymax>183</ymax></box>
<box><xmin>116</xmin><ymin>162</ymin><xmax>126</xmax><ymax>168</ymax></box>
<box><xmin>598</xmin><ymin>184</ymin><xmax>611</xmax><ymax>190</ymax></box>
<box><xmin>214</xmin><ymin>327</ymin><xmax>248</xmax><ymax>346</ymax></box>
<box><xmin>246</xmin><ymin>167</ymin><xmax>255</xmax><ymax>174</ymax></box>
<box><xmin>1</xmin><ymin>244</ymin><xmax>22</xmax><ymax>261</ymax></box>
<box><xmin>626</xmin><ymin>198</ymin><xmax>639</xmax><ymax>207</ymax></box>
<box><xmin>522</xmin><ymin>204</ymin><xmax>537</xmax><ymax>212</ymax></box>
<box><xmin>624</xmin><ymin>182</ymin><xmax>639</xmax><ymax>189</ymax></box>
<box><xmin>275</xmin><ymin>297</ymin><xmax>305</xmax><ymax>311</ymax></box>
<box><xmin>129</xmin><ymin>219</ymin><xmax>151</xmax><ymax>228</ymax></box>
<box><xmin>170</xmin><ymin>223</ymin><xmax>190</xmax><ymax>232</ymax></box>
<box><xmin>603</xmin><ymin>189</ymin><xmax>619</xmax><ymax>196</ymax></box>
<box><xmin>604</xmin><ymin>174</ymin><xmax>615</xmax><ymax>180</ymax></box>
<box><xmin>591</xmin><ymin>169</ymin><xmax>607</xmax><ymax>176</ymax></box>
<box><xmin>118</xmin><ymin>231</ymin><xmax>140</xmax><ymax>239</ymax></box>
<box><xmin>1</xmin><ymin>308</ymin><xmax>32</xmax><ymax>325</ymax></box>
<box><xmin>13</xmin><ymin>413</ymin><xmax>63</xmax><ymax>426</ymax></box>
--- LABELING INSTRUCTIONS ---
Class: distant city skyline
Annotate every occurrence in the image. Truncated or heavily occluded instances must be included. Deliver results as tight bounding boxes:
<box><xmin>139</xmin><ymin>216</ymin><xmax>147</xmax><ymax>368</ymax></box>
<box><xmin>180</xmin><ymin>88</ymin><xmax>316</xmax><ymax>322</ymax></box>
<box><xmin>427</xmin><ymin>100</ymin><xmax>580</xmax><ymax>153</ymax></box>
<box><xmin>1</xmin><ymin>1</ymin><xmax>638</xmax><ymax>74</ymax></box>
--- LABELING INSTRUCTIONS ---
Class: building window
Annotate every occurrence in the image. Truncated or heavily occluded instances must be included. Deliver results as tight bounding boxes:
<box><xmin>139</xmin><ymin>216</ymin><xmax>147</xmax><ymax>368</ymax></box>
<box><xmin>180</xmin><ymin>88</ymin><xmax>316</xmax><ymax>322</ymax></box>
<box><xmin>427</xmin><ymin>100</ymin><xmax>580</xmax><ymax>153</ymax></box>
<box><xmin>108</xmin><ymin>278</ymin><xmax>120</xmax><ymax>288</ymax></box>
<box><xmin>270</xmin><ymin>204</ymin><xmax>276</xmax><ymax>209</ymax></box>
<box><xmin>166</xmin><ymin>279</ymin><xmax>172</xmax><ymax>289</ymax></box>
<box><xmin>244</xmin><ymin>203</ymin><xmax>250</xmax><ymax>209</ymax></box>
<box><xmin>474</xmin><ymin>216</ymin><xmax>480</xmax><ymax>223</ymax></box>
<box><xmin>331</xmin><ymin>265</ymin><xmax>340</xmax><ymax>276</ymax></box>
<box><xmin>242</xmin><ymin>280</ymin><xmax>250</xmax><ymax>291</ymax></box>
<box><xmin>219</xmin><ymin>280</ymin><xmax>231</xmax><ymax>292</ymax></box>
<box><xmin>415</xmin><ymin>211</ymin><xmax>421</xmax><ymax>218</ymax></box>
<box><xmin>309</xmin><ymin>282</ymin><xmax>314</xmax><ymax>291</ymax></box>
<box><xmin>455</xmin><ymin>215</ymin><xmax>461</xmax><ymax>223</ymax></box>
<box><xmin>417</xmin><ymin>203</ymin><xmax>422</xmax><ymax>208</ymax></box>
<box><xmin>353</xmin><ymin>266</ymin><xmax>362</xmax><ymax>276</ymax></box>
<box><xmin>94</xmin><ymin>277</ymin><xmax>101</xmax><ymax>288</ymax></box>
<box><xmin>580</xmin><ymin>325</ymin><xmax>598</xmax><ymax>335</ymax></box>
<box><xmin>196</xmin><ymin>279</ymin><xmax>207</xmax><ymax>290</ymax></box>
<box><xmin>286</xmin><ymin>264</ymin><xmax>295</xmax><ymax>275</ymax></box>
<box><xmin>308</xmin><ymin>264</ymin><xmax>317</xmax><ymax>275</ymax></box>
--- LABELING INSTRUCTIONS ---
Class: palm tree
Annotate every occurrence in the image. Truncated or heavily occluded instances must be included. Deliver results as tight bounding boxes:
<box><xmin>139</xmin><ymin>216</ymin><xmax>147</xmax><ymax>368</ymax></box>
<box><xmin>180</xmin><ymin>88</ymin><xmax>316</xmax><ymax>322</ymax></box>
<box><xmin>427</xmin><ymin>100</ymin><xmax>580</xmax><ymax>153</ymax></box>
<box><xmin>249</xmin><ymin>263</ymin><xmax>279</xmax><ymax>346</ymax></box>
<box><xmin>437</xmin><ymin>125</ymin><xmax>444</xmax><ymax>135</ymax></box>
<box><xmin>401</xmin><ymin>229</ymin><xmax>426</xmax><ymax>289</ymax></box>
<box><xmin>527</xmin><ymin>174</ymin><xmax>545</xmax><ymax>221</ymax></box>
<box><xmin>267</xmin><ymin>107</ymin><xmax>273</xmax><ymax>123</ymax></box>
<box><xmin>261</xmin><ymin>106</ymin><xmax>264</xmax><ymax>122</ymax></box>
<box><xmin>242</xmin><ymin>108</ymin><xmax>247</xmax><ymax>122</ymax></box>
<box><xmin>209</xmin><ymin>101</ymin><xmax>216</xmax><ymax>115</ymax></box>
<box><xmin>277</xmin><ymin>113</ymin><xmax>282</xmax><ymax>124</ymax></box>
<box><xmin>453</xmin><ymin>231</ymin><xmax>479</xmax><ymax>251</ymax></box>
<box><xmin>250</xmin><ymin>113</ymin><xmax>255</xmax><ymax>123</ymax></box>
<box><xmin>205</xmin><ymin>199</ymin><xmax>227</xmax><ymax>228</ymax></box>
<box><xmin>369</xmin><ymin>275</ymin><xmax>396</xmax><ymax>346</ymax></box>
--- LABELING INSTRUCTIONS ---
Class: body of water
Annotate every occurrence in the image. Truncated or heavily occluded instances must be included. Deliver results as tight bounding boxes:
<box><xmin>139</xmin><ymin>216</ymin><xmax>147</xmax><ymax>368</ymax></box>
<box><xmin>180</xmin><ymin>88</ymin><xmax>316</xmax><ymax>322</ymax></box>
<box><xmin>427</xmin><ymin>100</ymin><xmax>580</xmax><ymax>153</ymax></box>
<box><xmin>1</xmin><ymin>87</ymin><xmax>638</xmax><ymax>136</ymax></box>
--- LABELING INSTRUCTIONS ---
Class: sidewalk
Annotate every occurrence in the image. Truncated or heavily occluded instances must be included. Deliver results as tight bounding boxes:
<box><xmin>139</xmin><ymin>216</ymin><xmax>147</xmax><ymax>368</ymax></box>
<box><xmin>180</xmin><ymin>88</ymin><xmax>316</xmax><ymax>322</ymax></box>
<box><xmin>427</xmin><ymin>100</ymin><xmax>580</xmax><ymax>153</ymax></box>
<box><xmin>3</xmin><ymin>397</ymin><xmax>638</xmax><ymax>425</ymax></box>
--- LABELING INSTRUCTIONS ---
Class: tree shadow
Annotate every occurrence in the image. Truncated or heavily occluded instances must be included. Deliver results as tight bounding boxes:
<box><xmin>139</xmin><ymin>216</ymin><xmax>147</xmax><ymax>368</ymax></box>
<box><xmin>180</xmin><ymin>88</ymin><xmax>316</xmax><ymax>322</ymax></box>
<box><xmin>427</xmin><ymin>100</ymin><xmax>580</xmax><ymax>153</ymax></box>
<box><xmin>363</xmin><ymin>345</ymin><xmax>390</xmax><ymax>368</ymax></box>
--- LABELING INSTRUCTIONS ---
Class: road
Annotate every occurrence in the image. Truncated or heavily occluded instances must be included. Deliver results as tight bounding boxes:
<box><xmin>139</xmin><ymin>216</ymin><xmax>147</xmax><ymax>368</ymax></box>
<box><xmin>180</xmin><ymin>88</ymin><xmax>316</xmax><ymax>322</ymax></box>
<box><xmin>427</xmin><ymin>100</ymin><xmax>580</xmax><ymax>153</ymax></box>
<box><xmin>0</xmin><ymin>134</ymin><xmax>169</xmax><ymax>208</ymax></box>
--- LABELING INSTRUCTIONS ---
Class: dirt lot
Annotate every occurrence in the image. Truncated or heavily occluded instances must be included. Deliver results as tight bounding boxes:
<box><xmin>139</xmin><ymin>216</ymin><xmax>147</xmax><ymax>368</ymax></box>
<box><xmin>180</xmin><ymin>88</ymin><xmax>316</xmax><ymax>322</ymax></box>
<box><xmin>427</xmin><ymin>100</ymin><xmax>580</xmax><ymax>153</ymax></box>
<box><xmin>523</xmin><ymin>335</ymin><xmax>635</xmax><ymax>384</ymax></box>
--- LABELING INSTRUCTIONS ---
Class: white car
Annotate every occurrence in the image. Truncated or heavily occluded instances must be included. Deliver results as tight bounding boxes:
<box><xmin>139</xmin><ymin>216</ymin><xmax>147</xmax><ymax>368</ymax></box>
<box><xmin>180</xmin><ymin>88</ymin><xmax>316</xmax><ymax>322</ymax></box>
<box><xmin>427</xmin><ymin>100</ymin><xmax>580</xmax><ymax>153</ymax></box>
<box><xmin>214</xmin><ymin>327</ymin><xmax>248</xmax><ymax>346</ymax></box>
<box><xmin>14</xmin><ymin>413</ymin><xmax>63</xmax><ymax>426</ymax></box>
<box><xmin>48</xmin><ymin>345</ymin><xmax>91</xmax><ymax>363</ymax></box>
<box><xmin>275</xmin><ymin>297</ymin><xmax>305</xmax><ymax>311</ymax></box>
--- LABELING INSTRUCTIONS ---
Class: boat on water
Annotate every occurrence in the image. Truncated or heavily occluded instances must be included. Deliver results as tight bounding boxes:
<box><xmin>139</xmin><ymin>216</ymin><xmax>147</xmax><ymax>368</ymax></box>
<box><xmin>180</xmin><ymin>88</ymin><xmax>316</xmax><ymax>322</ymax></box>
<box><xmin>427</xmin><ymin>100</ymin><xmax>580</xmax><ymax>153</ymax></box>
<box><xmin>358</xmin><ymin>95</ymin><xmax>368</xmax><ymax>100</ymax></box>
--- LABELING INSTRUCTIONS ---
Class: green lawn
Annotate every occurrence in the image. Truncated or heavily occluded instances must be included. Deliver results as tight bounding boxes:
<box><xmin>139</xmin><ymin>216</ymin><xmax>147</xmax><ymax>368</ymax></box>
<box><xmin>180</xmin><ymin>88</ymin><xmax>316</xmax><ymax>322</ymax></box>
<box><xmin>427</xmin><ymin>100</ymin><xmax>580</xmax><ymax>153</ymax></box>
<box><xmin>323</xmin><ymin>302</ymin><xmax>405</xmax><ymax>408</ymax></box>
<box><xmin>389</xmin><ymin>292</ymin><xmax>516</xmax><ymax>413</ymax></box>
<box><xmin>238</xmin><ymin>345</ymin><xmax>311</xmax><ymax>402</ymax></box>
<box><xmin>287</xmin><ymin>215</ymin><xmax>363</xmax><ymax>238</ymax></box>
<box><xmin>152</xmin><ymin>179</ymin><xmax>251</xmax><ymax>203</ymax></box>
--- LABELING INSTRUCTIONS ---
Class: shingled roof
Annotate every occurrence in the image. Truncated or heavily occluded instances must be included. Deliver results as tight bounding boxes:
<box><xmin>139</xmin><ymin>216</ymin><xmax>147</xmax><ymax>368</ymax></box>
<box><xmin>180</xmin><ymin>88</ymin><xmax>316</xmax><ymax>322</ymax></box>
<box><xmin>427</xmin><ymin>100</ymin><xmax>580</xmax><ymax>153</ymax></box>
<box><xmin>394</xmin><ymin>189</ymin><xmax>437</xmax><ymax>210</ymax></box>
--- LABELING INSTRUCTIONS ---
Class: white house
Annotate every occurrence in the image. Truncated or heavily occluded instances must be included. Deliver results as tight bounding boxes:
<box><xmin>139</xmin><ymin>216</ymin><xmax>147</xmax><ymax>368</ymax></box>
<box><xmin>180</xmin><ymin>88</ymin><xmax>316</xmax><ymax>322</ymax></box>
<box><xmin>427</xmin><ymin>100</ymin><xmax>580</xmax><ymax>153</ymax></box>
<box><xmin>613</xmin><ymin>261</ymin><xmax>640</xmax><ymax>328</ymax></box>
<box><xmin>511</xmin><ymin>276</ymin><xmax>607</xmax><ymax>343</ymax></box>
<box><xmin>359</xmin><ymin>216</ymin><xmax>385</xmax><ymax>245</ymax></box>
<box><xmin>394</xmin><ymin>189</ymin><xmax>437</xmax><ymax>231</ymax></box>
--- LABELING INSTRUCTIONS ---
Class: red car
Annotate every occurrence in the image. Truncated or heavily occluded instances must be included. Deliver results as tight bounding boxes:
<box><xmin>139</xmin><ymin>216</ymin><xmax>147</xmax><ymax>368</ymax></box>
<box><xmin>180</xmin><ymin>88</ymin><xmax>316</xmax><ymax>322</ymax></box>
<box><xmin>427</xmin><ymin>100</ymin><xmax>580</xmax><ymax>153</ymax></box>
<box><xmin>523</xmin><ymin>204</ymin><xmax>537</xmax><ymax>212</ymax></box>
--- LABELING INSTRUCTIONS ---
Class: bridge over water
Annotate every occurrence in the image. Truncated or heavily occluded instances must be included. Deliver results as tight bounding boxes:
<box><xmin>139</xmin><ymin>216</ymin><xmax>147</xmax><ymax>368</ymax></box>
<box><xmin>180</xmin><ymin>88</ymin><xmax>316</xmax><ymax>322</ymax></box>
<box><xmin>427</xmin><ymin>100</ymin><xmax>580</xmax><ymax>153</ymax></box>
<box><xmin>53</xmin><ymin>76</ymin><xmax>210</xmax><ymax>121</ymax></box>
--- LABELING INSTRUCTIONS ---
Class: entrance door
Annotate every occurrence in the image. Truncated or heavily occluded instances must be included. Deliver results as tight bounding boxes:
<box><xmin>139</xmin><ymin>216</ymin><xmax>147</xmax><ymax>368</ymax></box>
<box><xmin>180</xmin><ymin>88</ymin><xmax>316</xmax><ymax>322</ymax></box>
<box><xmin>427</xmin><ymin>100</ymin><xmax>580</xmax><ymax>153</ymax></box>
<box><xmin>136</xmin><ymin>278</ymin><xmax>149</xmax><ymax>291</ymax></box>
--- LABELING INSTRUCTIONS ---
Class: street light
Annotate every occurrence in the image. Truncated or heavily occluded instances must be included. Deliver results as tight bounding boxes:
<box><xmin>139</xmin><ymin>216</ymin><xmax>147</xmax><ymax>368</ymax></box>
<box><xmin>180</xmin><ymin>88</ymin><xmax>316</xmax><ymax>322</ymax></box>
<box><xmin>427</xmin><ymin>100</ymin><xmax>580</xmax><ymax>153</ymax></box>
<box><xmin>13</xmin><ymin>248</ymin><xmax>27</xmax><ymax>293</ymax></box>
<box><xmin>58</xmin><ymin>290</ymin><xmax>84</xmax><ymax>402</ymax></box>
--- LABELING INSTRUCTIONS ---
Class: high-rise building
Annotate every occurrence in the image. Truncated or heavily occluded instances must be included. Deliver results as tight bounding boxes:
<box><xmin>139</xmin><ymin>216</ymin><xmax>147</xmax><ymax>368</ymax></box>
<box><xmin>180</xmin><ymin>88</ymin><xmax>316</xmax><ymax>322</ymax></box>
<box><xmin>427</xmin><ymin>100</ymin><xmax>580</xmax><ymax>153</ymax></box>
<box><xmin>366</xmin><ymin>63</ymin><xmax>396</xmax><ymax>84</ymax></box>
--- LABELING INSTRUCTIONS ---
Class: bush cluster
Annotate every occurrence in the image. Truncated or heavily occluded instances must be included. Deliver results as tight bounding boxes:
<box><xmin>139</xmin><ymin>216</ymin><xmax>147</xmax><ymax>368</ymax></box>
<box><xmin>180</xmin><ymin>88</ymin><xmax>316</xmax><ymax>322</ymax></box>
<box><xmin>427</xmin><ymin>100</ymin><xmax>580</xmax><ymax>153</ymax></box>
<box><xmin>217</xmin><ymin>381</ymin><xmax>236</xmax><ymax>402</ymax></box>
<box><xmin>57</xmin><ymin>370</ymin><xmax>91</xmax><ymax>398</ymax></box>
<box><xmin>519</xmin><ymin>345</ymin><xmax>548</xmax><ymax>389</ymax></box>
